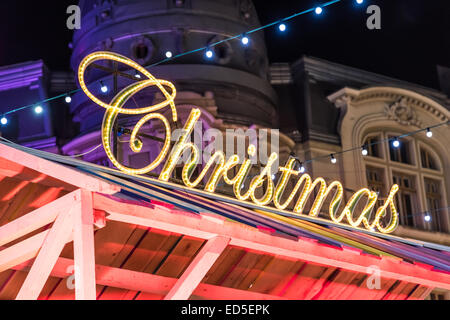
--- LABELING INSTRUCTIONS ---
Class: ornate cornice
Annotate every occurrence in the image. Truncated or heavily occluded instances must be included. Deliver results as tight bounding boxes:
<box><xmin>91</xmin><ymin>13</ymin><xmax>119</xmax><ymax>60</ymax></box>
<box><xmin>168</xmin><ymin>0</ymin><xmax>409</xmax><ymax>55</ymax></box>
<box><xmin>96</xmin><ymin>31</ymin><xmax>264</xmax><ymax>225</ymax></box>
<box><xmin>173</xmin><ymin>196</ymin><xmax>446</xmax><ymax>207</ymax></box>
<box><xmin>327</xmin><ymin>87</ymin><xmax>359</xmax><ymax>108</ymax></box>
<box><xmin>328</xmin><ymin>87</ymin><xmax>450</xmax><ymax>124</ymax></box>
<box><xmin>353</xmin><ymin>87</ymin><xmax>449</xmax><ymax>123</ymax></box>
<box><xmin>0</xmin><ymin>60</ymin><xmax>47</xmax><ymax>92</ymax></box>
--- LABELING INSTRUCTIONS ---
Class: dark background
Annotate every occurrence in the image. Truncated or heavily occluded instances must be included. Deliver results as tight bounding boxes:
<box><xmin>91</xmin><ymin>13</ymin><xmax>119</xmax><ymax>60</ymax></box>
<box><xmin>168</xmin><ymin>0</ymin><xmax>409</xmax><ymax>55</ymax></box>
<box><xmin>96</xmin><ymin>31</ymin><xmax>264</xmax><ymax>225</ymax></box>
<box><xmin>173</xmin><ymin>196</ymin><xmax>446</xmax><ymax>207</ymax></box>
<box><xmin>0</xmin><ymin>0</ymin><xmax>448</xmax><ymax>90</ymax></box>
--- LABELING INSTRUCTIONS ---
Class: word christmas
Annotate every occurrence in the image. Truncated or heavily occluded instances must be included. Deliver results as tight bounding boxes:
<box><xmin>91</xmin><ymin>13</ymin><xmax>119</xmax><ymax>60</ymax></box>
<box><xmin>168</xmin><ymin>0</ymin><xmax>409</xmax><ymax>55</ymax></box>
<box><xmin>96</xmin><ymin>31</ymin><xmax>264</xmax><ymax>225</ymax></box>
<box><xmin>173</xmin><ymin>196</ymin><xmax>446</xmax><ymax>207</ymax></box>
<box><xmin>79</xmin><ymin>51</ymin><xmax>400</xmax><ymax>234</ymax></box>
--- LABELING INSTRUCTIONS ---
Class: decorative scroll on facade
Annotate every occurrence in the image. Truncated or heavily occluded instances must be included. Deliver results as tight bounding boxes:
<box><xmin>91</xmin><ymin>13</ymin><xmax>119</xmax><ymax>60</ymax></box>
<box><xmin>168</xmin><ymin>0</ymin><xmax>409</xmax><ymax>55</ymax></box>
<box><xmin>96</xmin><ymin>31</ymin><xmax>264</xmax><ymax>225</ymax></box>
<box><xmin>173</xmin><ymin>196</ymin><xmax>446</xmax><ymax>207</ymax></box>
<box><xmin>79</xmin><ymin>51</ymin><xmax>400</xmax><ymax>234</ymax></box>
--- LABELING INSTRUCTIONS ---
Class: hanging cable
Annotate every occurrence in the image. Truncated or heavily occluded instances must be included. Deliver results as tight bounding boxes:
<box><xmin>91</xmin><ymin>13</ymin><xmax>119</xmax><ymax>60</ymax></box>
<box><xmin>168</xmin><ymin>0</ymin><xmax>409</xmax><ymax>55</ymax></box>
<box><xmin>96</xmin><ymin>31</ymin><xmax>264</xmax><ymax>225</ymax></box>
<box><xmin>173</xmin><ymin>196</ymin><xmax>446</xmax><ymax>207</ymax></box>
<box><xmin>0</xmin><ymin>0</ymin><xmax>344</xmax><ymax>119</ymax></box>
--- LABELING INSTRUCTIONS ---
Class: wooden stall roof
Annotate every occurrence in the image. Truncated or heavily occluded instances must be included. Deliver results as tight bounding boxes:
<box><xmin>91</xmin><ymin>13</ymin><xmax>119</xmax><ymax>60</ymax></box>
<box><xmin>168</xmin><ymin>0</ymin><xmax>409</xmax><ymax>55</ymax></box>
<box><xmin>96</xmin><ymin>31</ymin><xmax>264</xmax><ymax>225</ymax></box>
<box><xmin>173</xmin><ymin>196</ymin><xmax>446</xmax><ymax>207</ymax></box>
<box><xmin>0</xmin><ymin>140</ymin><xmax>449</xmax><ymax>300</ymax></box>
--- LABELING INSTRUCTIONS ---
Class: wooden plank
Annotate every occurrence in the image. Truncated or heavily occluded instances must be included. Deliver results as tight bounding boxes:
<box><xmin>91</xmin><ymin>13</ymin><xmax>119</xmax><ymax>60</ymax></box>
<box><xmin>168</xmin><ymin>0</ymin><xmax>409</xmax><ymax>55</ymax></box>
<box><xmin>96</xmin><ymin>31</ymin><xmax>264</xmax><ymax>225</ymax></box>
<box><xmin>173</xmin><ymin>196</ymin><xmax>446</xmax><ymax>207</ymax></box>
<box><xmin>100</xmin><ymin>229</ymin><xmax>179</xmax><ymax>300</ymax></box>
<box><xmin>96</xmin><ymin>226</ymin><xmax>152</xmax><ymax>300</ymax></box>
<box><xmin>407</xmin><ymin>286</ymin><xmax>433</xmax><ymax>300</ymax></box>
<box><xmin>270</xmin><ymin>261</ymin><xmax>307</xmax><ymax>297</ymax></box>
<box><xmin>248</xmin><ymin>258</ymin><xmax>301</xmax><ymax>295</ymax></box>
<box><xmin>155</xmin><ymin>237</ymin><xmax>205</xmax><ymax>279</ymax></box>
<box><xmin>0</xmin><ymin>190</ymin><xmax>80</xmax><ymax>247</ymax></box>
<box><xmin>0</xmin><ymin>143</ymin><xmax>120</xmax><ymax>194</ymax></box>
<box><xmin>394</xmin><ymin>282</ymin><xmax>422</xmax><ymax>300</ymax></box>
<box><xmin>15</xmin><ymin>208</ymin><xmax>75</xmax><ymax>300</ymax></box>
<box><xmin>382</xmin><ymin>281</ymin><xmax>410</xmax><ymax>300</ymax></box>
<box><xmin>164</xmin><ymin>236</ymin><xmax>230</xmax><ymax>300</ymax></box>
<box><xmin>219</xmin><ymin>251</ymin><xmax>269</xmax><ymax>289</ymax></box>
<box><xmin>0</xmin><ymin>232</ymin><xmax>75</xmax><ymax>299</ymax></box>
<box><xmin>0</xmin><ymin>179</ymin><xmax>67</xmax><ymax>238</ymax></box>
<box><xmin>0</xmin><ymin>180</ymin><xmax>35</xmax><ymax>226</ymax></box>
<box><xmin>12</xmin><ymin>256</ymin><xmax>285</xmax><ymax>300</ymax></box>
<box><xmin>312</xmin><ymin>269</ymin><xmax>361</xmax><ymax>300</ymax></box>
<box><xmin>95</xmin><ymin>193</ymin><xmax>450</xmax><ymax>290</ymax></box>
<box><xmin>84</xmin><ymin>221</ymin><xmax>147</xmax><ymax>300</ymax></box>
<box><xmin>191</xmin><ymin>282</ymin><xmax>286</xmax><ymax>300</ymax></box>
<box><xmin>368</xmin><ymin>278</ymin><xmax>398</xmax><ymax>300</ymax></box>
<box><xmin>0</xmin><ymin>270</ymin><xmax>27</xmax><ymax>300</ymax></box>
<box><xmin>135</xmin><ymin>230</ymin><xmax>181</xmax><ymax>275</ymax></box>
<box><xmin>0</xmin><ymin>158</ymin><xmax>26</xmax><ymax>177</ymax></box>
<box><xmin>236</xmin><ymin>255</ymin><xmax>274</xmax><ymax>291</ymax></box>
<box><xmin>282</xmin><ymin>265</ymin><xmax>336</xmax><ymax>299</ymax></box>
<box><xmin>0</xmin><ymin>158</ymin><xmax>76</xmax><ymax>191</ymax></box>
<box><xmin>73</xmin><ymin>190</ymin><xmax>96</xmax><ymax>300</ymax></box>
<box><xmin>202</xmin><ymin>247</ymin><xmax>246</xmax><ymax>286</ymax></box>
<box><xmin>0</xmin><ymin>231</ymin><xmax>49</xmax><ymax>273</ymax></box>
<box><xmin>330</xmin><ymin>272</ymin><xmax>366</xmax><ymax>300</ymax></box>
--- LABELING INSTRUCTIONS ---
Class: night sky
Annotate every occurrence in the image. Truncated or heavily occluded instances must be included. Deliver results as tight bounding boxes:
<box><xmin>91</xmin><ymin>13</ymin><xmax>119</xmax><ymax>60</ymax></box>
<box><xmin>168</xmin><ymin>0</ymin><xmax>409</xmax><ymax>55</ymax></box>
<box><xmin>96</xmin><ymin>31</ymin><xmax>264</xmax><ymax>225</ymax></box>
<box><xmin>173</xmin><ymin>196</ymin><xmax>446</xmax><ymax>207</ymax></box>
<box><xmin>0</xmin><ymin>0</ymin><xmax>448</xmax><ymax>90</ymax></box>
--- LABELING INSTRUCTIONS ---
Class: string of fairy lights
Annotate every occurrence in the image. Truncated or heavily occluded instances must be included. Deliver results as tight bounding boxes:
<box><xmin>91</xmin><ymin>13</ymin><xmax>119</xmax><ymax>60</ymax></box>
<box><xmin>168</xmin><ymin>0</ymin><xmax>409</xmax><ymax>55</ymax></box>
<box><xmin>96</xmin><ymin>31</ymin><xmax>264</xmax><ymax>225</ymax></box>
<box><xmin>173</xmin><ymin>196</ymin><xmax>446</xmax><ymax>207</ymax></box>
<box><xmin>0</xmin><ymin>0</ymin><xmax>349</xmax><ymax>123</ymax></box>
<box><xmin>0</xmin><ymin>0</ymin><xmax>449</xmax><ymax>224</ymax></box>
<box><xmin>291</xmin><ymin>120</ymin><xmax>450</xmax><ymax>173</ymax></box>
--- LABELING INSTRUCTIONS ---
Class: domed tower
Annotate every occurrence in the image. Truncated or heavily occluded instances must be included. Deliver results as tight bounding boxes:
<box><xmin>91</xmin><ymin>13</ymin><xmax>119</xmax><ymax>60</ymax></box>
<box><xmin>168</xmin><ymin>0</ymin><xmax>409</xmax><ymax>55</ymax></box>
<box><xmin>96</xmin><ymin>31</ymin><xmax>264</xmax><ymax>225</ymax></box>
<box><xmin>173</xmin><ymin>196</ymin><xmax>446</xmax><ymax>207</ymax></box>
<box><xmin>64</xmin><ymin>0</ymin><xmax>280</xmax><ymax>168</ymax></box>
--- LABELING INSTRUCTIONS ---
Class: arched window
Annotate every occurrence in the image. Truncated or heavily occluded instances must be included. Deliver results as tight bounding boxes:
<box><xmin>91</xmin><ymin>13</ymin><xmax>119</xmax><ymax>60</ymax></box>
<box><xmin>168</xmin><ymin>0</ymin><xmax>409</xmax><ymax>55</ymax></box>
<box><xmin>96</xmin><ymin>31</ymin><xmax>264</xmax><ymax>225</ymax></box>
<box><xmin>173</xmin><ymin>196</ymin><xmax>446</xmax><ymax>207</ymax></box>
<box><xmin>363</xmin><ymin>131</ymin><xmax>448</xmax><ymax>233</ymax></box>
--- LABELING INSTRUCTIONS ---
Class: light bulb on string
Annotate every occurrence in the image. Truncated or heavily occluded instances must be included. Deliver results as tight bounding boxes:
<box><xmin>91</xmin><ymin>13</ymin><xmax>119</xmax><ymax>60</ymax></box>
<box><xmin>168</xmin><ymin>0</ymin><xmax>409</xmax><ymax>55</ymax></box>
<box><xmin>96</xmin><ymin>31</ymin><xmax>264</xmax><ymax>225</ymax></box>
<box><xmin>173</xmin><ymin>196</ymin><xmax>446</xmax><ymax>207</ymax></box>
<box><xmin>330</xmin><ymin>154</ymin><xmax>337</xmax><ymax>164</ymax></box>
<box><xmin>278</xmin><ymin>23</ymin><xmax>287</xmax><ymax>32</ymax></box>
<box><xmin>426</xmin><ymin>128</ymin><xmax>433</xmax><ymax>138</ymax></box>
<box><xmin>0</xmin><ymin>117</ymin><xmax>7</xmax><ymax>125</ymax></box>
<box><xmin>299</xmin><ymin>163</ymin><xmax>306</xmax><ymax>173</ymax></box>
<box><xmin>65</xmin><ymin>95</ymin><xmax>72</xmax><ymax>103</ymax></box>
<box><xmin>205</xmin><ymin>48</ymin><xmax>214</xmax><ymax>59</ymax></box>
<box><xmin>392</xmin><ymin>138</ymin><xmax>400</xmax><ymax>148</ymax></box>
<box><xmin>315</xmin><ymin>7</ymin><xmax>323</xmax><ymax>15</ymax></box>
<box><xmin>424</xmin><ymin>214</ymin><xmax>431</xmax><ymax>222</ymax></box>
<box><xmin>165</xmin><ymin>51</ymin><xmax>173</xmax><ymax>59</ymax></box>
<box><xmin>241</xmin><ymin>34</ymin><xmax>249</xmax><ymax>46</ymax></box>
<box><xmin>361</xmin><ymin>146</ymin><xmax>368</xmax><ymax>156</ymax></box>
<box><xmin>100</xmin><ymin>81</ymin><xmax>108</xmax><ymax>93</ymax></box>
<box><xmin>34</xmin><ymin>105</ymin><xmax>43</xmax><ymax>114</ymax></box>
<box><xmin>356</xmin><ymin>0</ymin><xmax>364</xmax><ymax>4</ymax></box>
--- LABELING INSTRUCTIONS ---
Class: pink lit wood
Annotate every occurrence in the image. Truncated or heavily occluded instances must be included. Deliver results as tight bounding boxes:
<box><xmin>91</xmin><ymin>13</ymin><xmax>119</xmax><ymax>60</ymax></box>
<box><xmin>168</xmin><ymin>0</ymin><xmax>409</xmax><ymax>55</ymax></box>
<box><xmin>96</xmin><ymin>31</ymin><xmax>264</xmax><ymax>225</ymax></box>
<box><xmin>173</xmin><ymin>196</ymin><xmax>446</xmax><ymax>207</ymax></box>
<box><xmin>164</xmin><ymin>236</ymin><xmax>230</xmax><ymax>300</ymax></box>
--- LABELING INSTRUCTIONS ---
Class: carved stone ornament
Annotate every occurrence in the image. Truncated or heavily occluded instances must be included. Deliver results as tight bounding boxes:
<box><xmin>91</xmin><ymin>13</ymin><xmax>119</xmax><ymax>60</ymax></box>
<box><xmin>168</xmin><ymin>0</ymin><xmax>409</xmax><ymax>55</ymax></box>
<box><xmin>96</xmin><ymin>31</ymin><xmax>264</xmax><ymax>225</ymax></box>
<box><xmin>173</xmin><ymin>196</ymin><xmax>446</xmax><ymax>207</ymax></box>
<box><xmin>333</xmin><ymin>95</ymin><xmax>353</xmax><ymax>109</ymax></box>
<box><xmin>327</xmin><ymin>87</ymin><xmax>359</xmax><ymax>109</ymax></box>
<box><xmin>384</xmin><ymin>97</ymin><xmax>422</xmax><ymax>127</ymax></box>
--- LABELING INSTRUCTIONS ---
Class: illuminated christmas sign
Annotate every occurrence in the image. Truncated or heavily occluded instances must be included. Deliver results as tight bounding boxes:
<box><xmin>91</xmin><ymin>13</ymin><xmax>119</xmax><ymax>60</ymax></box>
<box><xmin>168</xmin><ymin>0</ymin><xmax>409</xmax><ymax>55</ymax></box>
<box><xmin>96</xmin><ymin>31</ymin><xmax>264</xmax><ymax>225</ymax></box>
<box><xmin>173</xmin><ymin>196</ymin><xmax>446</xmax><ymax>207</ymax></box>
<box><xmin>79</xmin><ymin>51</ymin><xmax>400</xmax><ymax>234</ymax></box>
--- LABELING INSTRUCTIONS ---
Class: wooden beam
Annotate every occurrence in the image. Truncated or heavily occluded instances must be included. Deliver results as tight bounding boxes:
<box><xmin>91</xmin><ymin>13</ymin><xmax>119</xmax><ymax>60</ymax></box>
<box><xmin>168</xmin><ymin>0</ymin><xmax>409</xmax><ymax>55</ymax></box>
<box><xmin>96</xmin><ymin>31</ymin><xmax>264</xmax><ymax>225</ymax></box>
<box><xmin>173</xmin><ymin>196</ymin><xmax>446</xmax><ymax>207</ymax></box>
<box><xmin>16</xmin><ymin>208</ymin><xmax>75</xmax><ymax>300</ymax></box>
<box><xmin>12</xmin><ymin>257</ymin><xmax>285</xmax><ymax>300</ymax></box>
<box><xmin>73</xmin><ymin>190</ymin><xmax>97</xmax><ymax>300</ymax></box>
<box><xmin>164</xmin><ymin>236</ymin><xmax>230</xmax><ymax>300</ymax></box>
<box><xmin>93</xmin><ymin>193</ymin><xmax>450</xmax><ymax>290</ymax></box>
<box><xmin>407</xmin><ymin>286</ymin><xmax>434</xmax><ymax>300</ymax></box>
<box><xmin>0</xmin><ymin>190</ymin><xmax>81</xmax><ymax>247</ymax></box>
<box><xmin>0</xmin><ymin>143</ymin><xmax>120</xmax><ymax>194</ymax></box>
<box><xmin>0</xmin><ymin>192</ymin><xmax>82</xmax><ymax>273</ymax></box>
<box><xmin>0</xmin><ymin>157</ymin><xmax>26</xmax><ymax>177</ymax></box>
<box><xmin>0</xmin><ymin>158</ymin><xmax>76</xmax><ymax>190</ymax></box>
<box><xmin>0</xmin><ymin>231</ymin><xmax>49</xmax><ymax>273</ymax></box>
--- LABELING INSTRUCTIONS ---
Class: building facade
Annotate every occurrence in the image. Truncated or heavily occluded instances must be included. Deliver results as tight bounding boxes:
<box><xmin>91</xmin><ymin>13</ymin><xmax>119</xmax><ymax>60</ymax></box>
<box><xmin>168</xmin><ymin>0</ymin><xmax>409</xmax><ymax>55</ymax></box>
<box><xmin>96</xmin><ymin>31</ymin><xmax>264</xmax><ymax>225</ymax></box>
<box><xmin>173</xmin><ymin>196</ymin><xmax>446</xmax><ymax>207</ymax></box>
<box><xmin>0</xmin><ymin>0</ymin><xmax>449</xmax><ymax>299</ymax></box>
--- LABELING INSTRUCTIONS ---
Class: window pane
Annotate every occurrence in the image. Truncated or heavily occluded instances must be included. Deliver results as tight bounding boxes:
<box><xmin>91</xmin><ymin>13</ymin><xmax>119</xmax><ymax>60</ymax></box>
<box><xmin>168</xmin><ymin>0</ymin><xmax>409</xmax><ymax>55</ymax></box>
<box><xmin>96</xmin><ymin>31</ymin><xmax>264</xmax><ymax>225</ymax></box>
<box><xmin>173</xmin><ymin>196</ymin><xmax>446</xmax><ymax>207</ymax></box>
<box><xmin>424</xmin><ymin>178</ymin><xmax>445</xmax><ymax>232</ymax></box>
<box><xmin>389</xmin><ymin>137</ymin><xmax>411</xmax><ymax>164</ymax></box>
<box><xmin>421</xmin><ymin>149</ymin><xmax>439</xmax><ymax>170</ymax></box>
<box><xmin>393</xmin><ymin>172</ymin><xmax>417</xmax><ymax>228</ymax></box>
<box><xmin>364</xmin><ymin>136</ymin><xmax>381</xmax><ymax>158</ymax></box>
